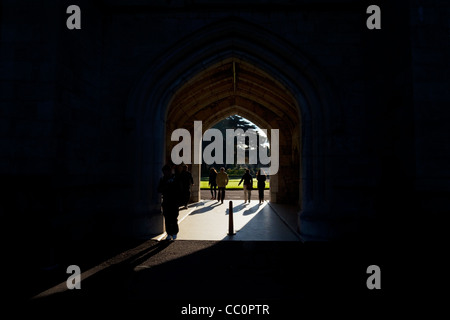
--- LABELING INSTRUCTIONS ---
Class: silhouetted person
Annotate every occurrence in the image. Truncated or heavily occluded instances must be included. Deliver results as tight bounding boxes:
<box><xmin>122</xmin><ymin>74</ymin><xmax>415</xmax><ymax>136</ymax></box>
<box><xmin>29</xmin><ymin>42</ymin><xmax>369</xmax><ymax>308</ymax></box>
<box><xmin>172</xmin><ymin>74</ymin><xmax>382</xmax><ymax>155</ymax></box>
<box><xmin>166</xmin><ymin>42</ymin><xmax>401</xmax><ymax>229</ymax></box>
<box><xmin>209</xmin><ymin>167</ymin><xmax>218</xmax><ymax>200</ymax></box>
<box><xmin>238</xmin><ymin>169</ymin><xmax>253</xmax><ymax>203</ymax></box>
<box><xmin>216</xmin><ymin>167</ymin><xmax>229</xmax><ymax>204</ymax></box>
<box><xmin>179</xmin><ymin>164</ymin><xmax>194</xmax><ymax>209</ymax></box>
<box><xmin>157</xmin><ymin>164</ymin><xmax>182</xmax><ymax>240</ymax></box>
<box><xmin>256</xmin><ymin>169</ymin><xmax>267</xmax><ymax>204</ymax></box>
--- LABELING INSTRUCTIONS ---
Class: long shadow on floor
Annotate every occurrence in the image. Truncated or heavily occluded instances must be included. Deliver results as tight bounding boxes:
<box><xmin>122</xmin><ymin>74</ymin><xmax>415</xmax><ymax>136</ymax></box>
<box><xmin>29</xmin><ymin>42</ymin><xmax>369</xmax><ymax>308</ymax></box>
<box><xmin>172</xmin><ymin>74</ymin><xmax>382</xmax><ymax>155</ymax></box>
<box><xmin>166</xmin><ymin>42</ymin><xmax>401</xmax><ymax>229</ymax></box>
<box><xmin>188</xmin><ymin>201</ymin><xmax>223</xmax><ymax>215</ymax></box>
<box><xmin>28</xmin><ymin>239</ymin><xmax>389</xmax><ymax>312</ymax></box>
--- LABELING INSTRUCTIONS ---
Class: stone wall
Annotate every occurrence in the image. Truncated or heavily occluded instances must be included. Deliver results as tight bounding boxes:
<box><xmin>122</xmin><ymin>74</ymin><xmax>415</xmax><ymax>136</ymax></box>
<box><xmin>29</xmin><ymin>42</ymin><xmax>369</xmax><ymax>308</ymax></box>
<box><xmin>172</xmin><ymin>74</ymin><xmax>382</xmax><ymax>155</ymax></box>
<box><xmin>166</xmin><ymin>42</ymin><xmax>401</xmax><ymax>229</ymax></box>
<box><xmin>0</xmin><ymin>0</ymin><xmax>448</xmax><ymax>264</ymax></box>
<box><xmin>410</xmin><ymin>1</ymin><xmax>450</xmax><ymax>225</ymax></box>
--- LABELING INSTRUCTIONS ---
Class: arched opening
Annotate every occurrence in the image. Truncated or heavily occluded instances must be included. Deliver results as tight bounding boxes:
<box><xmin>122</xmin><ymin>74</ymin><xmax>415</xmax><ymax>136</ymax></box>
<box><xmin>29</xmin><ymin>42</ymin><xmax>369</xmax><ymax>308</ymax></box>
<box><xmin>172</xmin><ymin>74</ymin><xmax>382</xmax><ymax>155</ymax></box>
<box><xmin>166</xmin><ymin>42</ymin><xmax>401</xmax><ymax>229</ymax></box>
<box><xmin>165</xmin><ymin>58</ymin><xmax>301</xmax><ymax>207</ymax></box>
<box><xmin>200</xmin><ymin>115</ymin><xmax>272</xmax><ymax>202</ymax></box>
<box><xmin>126</xmin><ymin>18</ymin><xmax>338</xmax><ymax>240</ymax></box>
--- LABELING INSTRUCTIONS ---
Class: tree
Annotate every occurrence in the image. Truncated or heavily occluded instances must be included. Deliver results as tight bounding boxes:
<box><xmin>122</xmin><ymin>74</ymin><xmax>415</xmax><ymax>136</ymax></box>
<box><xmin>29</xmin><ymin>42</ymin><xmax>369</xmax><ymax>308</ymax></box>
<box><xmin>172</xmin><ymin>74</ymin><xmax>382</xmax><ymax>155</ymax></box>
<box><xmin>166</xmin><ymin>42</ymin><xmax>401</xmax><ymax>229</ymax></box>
<box><xmin>213</xmin><ymin>115</ymin><xmax>258</xmax><ymax>133</ymax></box>
<box><xmin>202</xmin><ymin>115</ymin><xmax>264</xmax><ymax>176</ymax></box>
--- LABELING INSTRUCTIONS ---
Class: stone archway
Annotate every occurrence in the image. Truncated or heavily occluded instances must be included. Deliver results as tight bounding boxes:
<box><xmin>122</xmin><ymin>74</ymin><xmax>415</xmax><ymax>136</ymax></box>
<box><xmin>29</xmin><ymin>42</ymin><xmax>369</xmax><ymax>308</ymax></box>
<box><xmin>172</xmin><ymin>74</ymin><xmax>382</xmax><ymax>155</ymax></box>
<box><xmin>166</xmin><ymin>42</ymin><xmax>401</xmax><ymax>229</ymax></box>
<box><xmin>165</xmin><ymin>58</ymin><xmax>301</xmax><ymax>205</ymax></box>
<box><xmin>126</xmin><ymin>18</ymin><xmax>338</xmax><ymax>240</ymax></box>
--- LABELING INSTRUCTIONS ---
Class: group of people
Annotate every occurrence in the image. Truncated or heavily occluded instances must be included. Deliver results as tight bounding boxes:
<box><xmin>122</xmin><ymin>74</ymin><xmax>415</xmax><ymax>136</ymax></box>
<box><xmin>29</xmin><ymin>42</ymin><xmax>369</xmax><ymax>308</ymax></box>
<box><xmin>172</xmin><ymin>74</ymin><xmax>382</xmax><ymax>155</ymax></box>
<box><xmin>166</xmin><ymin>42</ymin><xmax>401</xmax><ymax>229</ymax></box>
<box><xmin>207</xmin><ymin>167</ymin><xmax>229</xmax><ymax>204</ymax></box>
<box><xmin>158</xmin><ymin>164</ymin><xmax>268</xmax><ymax>241</ymax></box>
<box><xmin>208</xmin><ymin>167</ymin><xmax>267</xmax><ymax>204</ymax></box>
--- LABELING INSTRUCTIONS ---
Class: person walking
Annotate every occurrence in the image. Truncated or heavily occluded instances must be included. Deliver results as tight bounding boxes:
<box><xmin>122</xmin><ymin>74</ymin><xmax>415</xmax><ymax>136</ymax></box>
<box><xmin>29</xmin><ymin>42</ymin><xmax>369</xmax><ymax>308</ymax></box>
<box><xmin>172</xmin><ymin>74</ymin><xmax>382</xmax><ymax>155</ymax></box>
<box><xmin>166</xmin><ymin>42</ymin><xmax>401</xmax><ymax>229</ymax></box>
<box><xmin>157</xmin><ymin>164</ymin><xmax>182</xmax><ymax>240</ymax></box>
<box><xmin>238</xmin><ymin>169</ymin><xmax>253</xmax><ymax>203</ymax></box>
<box><xmin>216</xmin><ymin>167</ymin><xmax>229</xmax><ymax>204</ymax></box>
<box><xmin>179</xmin><ymin>164</ymin><xmax>194</xmax><ymax>209</ymax></box>
<box><xmin>256</xmin><ymin>169</ymin><xmax>267</xmax><ymax>204</ymax></box>
<box><xmin>209</xmin><ymin>167</ymin><xmax>218</xmax><ymax>200</ymax></box>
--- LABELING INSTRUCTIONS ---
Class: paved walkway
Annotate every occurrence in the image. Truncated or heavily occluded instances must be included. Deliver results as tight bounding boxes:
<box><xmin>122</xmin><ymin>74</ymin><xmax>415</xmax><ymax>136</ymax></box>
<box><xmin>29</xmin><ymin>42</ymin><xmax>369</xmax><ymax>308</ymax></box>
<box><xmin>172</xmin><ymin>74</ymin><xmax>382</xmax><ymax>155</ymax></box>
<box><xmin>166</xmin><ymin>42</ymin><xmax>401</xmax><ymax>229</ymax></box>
<box><xmin>25</xmin><ymin>198</ymin><xmax>388</xmax><ymax>313</ymax></box>
<box><xmin>154</xmin><ymin>199</ymin><xmax>301</xmax><ymax>241</ymax></box>
<box><xmin>200</xmin><ymin>189</ymin><xmax>270</xmax><ymax>201</ymax></box>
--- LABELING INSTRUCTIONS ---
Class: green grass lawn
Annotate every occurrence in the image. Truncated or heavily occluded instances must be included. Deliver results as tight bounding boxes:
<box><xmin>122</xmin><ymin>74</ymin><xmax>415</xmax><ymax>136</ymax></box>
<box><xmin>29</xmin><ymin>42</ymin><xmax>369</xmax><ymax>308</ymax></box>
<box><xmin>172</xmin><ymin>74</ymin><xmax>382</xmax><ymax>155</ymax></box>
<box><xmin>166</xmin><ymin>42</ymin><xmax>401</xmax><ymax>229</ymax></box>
<box><xmin>200</xmin><ymin>178</ymin><xmax>269</xmax><ymax>190</ymax></box>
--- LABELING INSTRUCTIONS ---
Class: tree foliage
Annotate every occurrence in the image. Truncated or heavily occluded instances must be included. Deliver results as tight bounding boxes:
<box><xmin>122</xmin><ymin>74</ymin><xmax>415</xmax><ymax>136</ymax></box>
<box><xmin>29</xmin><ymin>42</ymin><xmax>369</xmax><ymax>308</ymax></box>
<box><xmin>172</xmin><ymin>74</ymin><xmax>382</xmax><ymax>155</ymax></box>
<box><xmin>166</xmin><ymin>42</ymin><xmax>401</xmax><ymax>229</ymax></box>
<box><xmin>202</xmin><ymin>115</ymin><xmax>266</xmax><ymax>177</ymax></box>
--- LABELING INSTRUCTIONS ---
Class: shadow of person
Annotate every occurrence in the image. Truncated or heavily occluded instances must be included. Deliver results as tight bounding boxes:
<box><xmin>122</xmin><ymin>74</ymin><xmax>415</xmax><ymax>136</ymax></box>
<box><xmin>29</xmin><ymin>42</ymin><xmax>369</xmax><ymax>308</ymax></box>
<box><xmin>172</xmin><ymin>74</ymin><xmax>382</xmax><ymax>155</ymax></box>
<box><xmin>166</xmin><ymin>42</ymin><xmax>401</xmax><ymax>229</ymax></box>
<box><xmin>189</xmin><ymin>201</ymin><xmax>221</xmax><ymax>215</ymax></box>
<box><xmin>242</xmin><ymin>203</ymin><xmax>260</xmax><ymax>215</ymax></box>
<box><xmin>225</xmin><ymin>202</ymin><xmax>245</xmax><ymax>215</ymax></box>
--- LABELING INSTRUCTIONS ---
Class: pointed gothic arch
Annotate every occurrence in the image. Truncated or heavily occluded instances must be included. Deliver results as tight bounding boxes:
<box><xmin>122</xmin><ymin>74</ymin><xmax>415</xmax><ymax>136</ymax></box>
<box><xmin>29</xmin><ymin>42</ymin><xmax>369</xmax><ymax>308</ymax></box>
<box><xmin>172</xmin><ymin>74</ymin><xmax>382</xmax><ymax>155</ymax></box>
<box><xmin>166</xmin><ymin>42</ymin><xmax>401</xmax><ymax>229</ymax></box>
<box><xmin>126</xmin><ymin>18</ymin><xmax>340</xmax><ymax>240</ymax></box>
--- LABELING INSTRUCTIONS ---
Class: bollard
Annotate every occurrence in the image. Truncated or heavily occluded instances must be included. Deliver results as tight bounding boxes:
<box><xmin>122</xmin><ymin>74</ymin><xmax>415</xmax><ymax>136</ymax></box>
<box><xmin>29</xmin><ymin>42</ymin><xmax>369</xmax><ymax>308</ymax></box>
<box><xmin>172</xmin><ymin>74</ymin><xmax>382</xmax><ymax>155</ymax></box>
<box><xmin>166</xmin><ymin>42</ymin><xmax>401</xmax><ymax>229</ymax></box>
<box><xmin>228</xmin><ymin>201</ymin><xmax>236</xmax><ymax>235</ymax></box>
